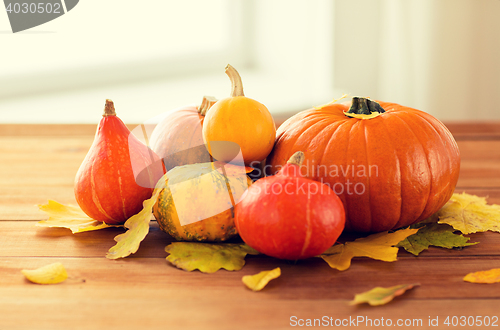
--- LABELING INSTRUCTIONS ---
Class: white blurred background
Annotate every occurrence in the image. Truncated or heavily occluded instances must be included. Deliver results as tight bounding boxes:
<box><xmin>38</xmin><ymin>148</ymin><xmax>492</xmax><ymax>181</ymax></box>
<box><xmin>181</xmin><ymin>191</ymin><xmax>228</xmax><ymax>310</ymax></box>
<box><xmin>0</xmin><ymin>0</ymin><xmax>499</xmax><ymax>124</ymax></box>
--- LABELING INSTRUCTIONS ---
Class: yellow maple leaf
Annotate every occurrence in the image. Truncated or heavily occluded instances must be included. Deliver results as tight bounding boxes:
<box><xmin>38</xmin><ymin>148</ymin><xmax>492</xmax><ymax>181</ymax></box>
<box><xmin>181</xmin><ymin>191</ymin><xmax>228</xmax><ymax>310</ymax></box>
<box><xmin>464</xmin><ymin>268</ymin><xmax>500</xmax><ymax>284</ymax></box>
<box><xmin>37</xmin><ymin>200</ymin><xmax>121</xmax><ymax>233</ymax></box>
<box><xmin>436</xmin><ymin>192</ymin><xmax>500</xmax><ymax>234</ymax></box>
<box><xmin>106</xmin><ymin>175</ymin><xmax>167</xmax><ymax>259</ymax></box>
<box><xmin>165</xmin><ymin>242</ymin><xmax>260</xmax><ymax>273</ymax></box>
<box><xmin>320</xmin><ymin>228</ymin><xmax>419</xmax><ymax>271</ymax></box>
<box><xmin>21</xmin><ymin>262</ymin><xmax>68</xmax><ymax>284</ymax></box>
<box><xmin>350</xmin><ymin>283</ymin><xmax>420</xmax><ymax>306</ymax></box>
<box><xmin>242</xmin><ymin>268</ymin><xmax>281</xmax><ymax>291</ymax></box>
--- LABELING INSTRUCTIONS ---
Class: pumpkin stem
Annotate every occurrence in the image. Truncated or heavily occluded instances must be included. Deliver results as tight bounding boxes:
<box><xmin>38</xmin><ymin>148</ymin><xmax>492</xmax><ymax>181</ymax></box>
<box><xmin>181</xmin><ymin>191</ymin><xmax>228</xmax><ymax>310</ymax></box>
<box><xmin>287</xmin><ymin>151</ymin><xmax>305</xmax><ymax>167</ymax></box>
<box><xmin>225</xmin><ymin>64</ymin><xmax>244</xmax><ymax>97</ymax></box>
<box><xmin>103</xmin><ymin>99</ymin><xmax>116</xmax><ymax>117</ymax></box>
<box><xmin>198</xmin><ymin>96</ymin><xmax>218</xmax><ymax>116</ymax></box>
<box><xmin>346</xmin><ymin>97</ymin><xmax>385</xmax><ymax>116</ymax></box>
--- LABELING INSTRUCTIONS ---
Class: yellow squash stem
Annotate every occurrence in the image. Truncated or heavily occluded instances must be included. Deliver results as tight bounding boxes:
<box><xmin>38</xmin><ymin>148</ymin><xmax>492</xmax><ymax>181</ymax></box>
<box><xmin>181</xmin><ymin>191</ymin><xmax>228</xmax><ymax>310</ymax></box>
<box><xmin>225</xmin><ymin>64</ymin><xmax>245</xmax><ymax>97</ymax></box>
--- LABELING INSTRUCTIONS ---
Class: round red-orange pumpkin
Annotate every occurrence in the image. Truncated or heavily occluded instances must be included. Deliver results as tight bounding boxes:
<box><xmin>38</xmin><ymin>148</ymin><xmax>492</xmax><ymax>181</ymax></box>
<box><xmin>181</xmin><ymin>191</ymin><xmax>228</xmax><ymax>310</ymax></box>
<box><xmin>235</xmin><ymin>152</ymin><xmax>345</xmax><ymax>260</ymax></box>
<box><xmin>267</xmin><ymin>97</ymin><xmax>461</xmax><ymax>233</ymax></box>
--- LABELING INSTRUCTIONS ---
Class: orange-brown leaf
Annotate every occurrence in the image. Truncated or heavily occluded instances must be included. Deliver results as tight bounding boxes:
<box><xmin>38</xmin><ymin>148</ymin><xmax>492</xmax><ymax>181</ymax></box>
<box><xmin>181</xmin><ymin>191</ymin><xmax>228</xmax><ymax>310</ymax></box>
<box><xmin>350</xmin><ymin>283</ymin><xmax>420</xmax><ymax>306</ymax></box>
<box><xmin>464</xmin><ymin>269</ymin><xmax>500</xmax><ymax>284</ymax></box>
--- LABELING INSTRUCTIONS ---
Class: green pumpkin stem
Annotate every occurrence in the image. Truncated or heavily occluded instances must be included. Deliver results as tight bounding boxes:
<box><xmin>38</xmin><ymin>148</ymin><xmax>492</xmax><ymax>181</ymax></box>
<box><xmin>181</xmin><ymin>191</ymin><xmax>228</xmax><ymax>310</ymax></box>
<box><xmin>346</xmin><ymin>97</ymin><xmax>385</xmax><ymax>116</ymax></box>
<box><xmin>103</xmin><ymin>99</ymin><xmax>116</xmax><ymax>117</ymax></box>
<box><xmin>225</xmin><ymin>64</ymin><xmax>245</xmax><ymax>97</ymax></box>
<box><xmin>198</xmin><ymin>96</ymin><xmax>218</xmax><ymax>116</ymax></box>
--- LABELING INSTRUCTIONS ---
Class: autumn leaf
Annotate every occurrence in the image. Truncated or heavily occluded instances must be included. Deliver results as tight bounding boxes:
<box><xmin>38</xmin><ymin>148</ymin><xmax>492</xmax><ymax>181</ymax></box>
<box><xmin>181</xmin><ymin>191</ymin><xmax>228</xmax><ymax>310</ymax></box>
<box><xmin>320</xmin><ymin>228</ymin><xmax>418</xmax><ymax>271</ymax></box>
<box><xmin>37</xmin><ymin>200</ymin><xmax>121</xmax><ymax>233</ymax></box>
<box><xmin>464</xmin><ymin>269</ymin><xmax>500</xmax><ymax>284</ymax></box>
<box><xmin>397</xmin><ymin>223</ymin><xmax>477</xmax><ymax>255</ymax></box>
<box><xmin>106</xmin><ymin>175</ymin><xmax>167</xmax><ymax>259</ymax></box>
<box><xmin>242</xmin><ymin>268</ymin><xmax>281</xmax><ymax>291</ymax></box>
<box><xmin>436</xmin><ymin>192</ymin><xmax>500</xmax><ymax>234</ymax></box>
<box><xmin>350</xmin><ymin>283</ymin><xmax>420</xmax><ymax>306</ymax></box>
<box><xmin>165</xmin><ymin>242</ymin><xmax>260</xmax><ymax>273</ymax></box>
<box><xmin>22</xmin><ymin>262</ymin><xmax>68</xmax><ymax>284</ymax></box>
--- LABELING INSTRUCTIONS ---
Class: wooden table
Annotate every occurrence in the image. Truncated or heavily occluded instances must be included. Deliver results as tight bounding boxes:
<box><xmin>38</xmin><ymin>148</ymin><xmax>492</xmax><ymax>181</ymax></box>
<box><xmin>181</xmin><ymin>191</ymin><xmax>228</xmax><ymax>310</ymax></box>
<box><xmin>1</xmin><ymin>122</ymin><xmax>500</xmax><ymax>330</ymax></box>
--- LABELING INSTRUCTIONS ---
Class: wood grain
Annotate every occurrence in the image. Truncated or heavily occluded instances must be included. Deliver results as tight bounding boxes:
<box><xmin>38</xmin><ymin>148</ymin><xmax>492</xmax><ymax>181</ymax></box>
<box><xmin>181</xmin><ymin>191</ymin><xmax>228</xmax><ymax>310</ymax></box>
<box><xmin>0</xmin><ymin>220</ymin><xmax>497</xmax><ymax>258</ymax></box>
<box><xmin>0</xmin><ymin>287</ymin><xmax>498</xmax><ymax>330</ymax></box>
<box><xmin>2</xmin><ymin>257</ymin><xmax>500</xmax><ymax>330</ymax></box>
<box><xmin>0</xmin><ymin>221</ymin><xmax>168</xmax><ymax>258</ymax></box>
<box><xmin>1</xmin><ymin>123</ymin><xmax>500</xmax><ymax>330</ymax></box>
<box><xmin>1</xmin><ymin>256</ymin><xmax>500</xmax><ymax>300</ymax></box>
<box><xmin>0</xmin><ymin>124</ymin><xmax>135</xmax><ymax>136</ymax></box>
<box><xmin>0</xmin><ymin>136</ymin><xmax>91</xmax><ymax>219</ymax></box>
<box><xmin>1</xmin><ymin>135</ymin><xmax>499</xmax><ymax>220</ymax></box>
<box><xmin>2</xmin><ymin>121</ymin><xmax>499</xmax><ymax>138</ymax></box>
<box><xmin>445</xmin><ymin>122</ymin><xmax>500</xmax><ymax>140</ymax></box>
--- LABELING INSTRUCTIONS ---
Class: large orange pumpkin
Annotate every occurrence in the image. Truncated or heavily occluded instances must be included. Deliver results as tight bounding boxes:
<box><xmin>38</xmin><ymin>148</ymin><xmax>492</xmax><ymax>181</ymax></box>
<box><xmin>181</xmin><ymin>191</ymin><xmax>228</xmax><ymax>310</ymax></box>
<box><xmin>267</xmin><ymin>97</ymin><xmax>461</xmax><ymax>233</ymax></box>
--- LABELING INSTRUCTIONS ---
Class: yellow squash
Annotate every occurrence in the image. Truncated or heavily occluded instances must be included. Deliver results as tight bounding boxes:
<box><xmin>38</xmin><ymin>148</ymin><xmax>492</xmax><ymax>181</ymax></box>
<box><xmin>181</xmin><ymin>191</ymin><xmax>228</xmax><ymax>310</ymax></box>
<box><xmin>202</xmin><ymin>64</ymin><xmax>276</xmax><ymax>166</ymax></box>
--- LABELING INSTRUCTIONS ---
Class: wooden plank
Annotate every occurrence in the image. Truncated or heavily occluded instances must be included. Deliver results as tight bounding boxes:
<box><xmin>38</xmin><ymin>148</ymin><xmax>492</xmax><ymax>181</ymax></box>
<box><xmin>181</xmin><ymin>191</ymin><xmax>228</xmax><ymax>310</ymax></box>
<box><xmin>0</xmin><ymin>221</ymin><xmax>170</xmax><ymax>258</ymax></box>
<box><xmin>0</xmin><ymin>187</ymin><xmax>76</xmax><ymax>220</ymax></box>
<box><xmin>0</xmin><ymin>288</ymin><xmax>497</xmax><ymax>330</ymax></box>
<box><xmin>0</xmin><ymin>124</ymin><xmax>135</xmax><ymax>137</ymax></box>
<box><xmin>1</xmin><ymin>135</ymin><xmax>500</xmax><ymax>220</ymax></box>
<box><xmin>458</xmin><ymin>140</ymin><xmax>500</xmax><ymax>160</ymax></box>
<box><xmin>0</xmin><ymin>136</ymin><xmax>90</xmax><ymax>219</ymax></box>
<box><xmin>2</xmin><ymin>256</ymin><xmax>500</xmax><ymax>300</ymax></box>
<box><xmin>273</xmin><ymin>116</ymin><xmax>500</xmax><ymax>138</ymax></box>
<box><xmin>3</xmin><ymin>186</ymin><xmax>499</xmax><ymax>221</ymax></box>
<box><xmin>0</xmin><ymin>220</ymin><xmax>498</xmax><ymax>259</ymax></box>
<box><xmin>1</xmin><ymin>257</ymin><xmax>500</xmax><ymax>330</ymax></box>
<box><xmin>1</xmin><ymin>123</ymin><xmax>500</xmax><ymax>330</ymax></box>
<box><xmin>456</xmin><ymin>140</ymin><xmax>500</xmax><ymax>188</ymax></box>
<box><xmin>445</xmin><ymin>122</ymin><xmax>500</xmax><ymax>140</ymax></box>
<box><xmin>1</xmin><ymin>121</ymin><xmax>500</xmax><ymax>139</ymax></box>
<box><xmin>0</xmin><ymin>136</ymin><xmax>91</xmax><ymax>187</ymax></box>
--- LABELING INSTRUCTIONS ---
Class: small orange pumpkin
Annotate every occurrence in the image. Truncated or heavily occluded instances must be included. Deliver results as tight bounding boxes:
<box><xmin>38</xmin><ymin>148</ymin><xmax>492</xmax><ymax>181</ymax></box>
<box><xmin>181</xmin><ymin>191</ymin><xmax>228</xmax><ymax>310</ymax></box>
<box><xmin>267</xmin><ymin>97</ymin><xmax>461</xmax><ymax>233</ymax></box>
<box><xmin>202</xmin><ymin>65</ymin><xmax>276</xmax><ymax>166</ymax></box>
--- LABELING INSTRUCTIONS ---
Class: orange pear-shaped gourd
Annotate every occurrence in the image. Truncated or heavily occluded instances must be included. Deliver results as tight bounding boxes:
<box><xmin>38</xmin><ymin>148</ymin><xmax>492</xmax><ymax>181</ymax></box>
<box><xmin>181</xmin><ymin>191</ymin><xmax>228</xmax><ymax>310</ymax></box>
<box><xmin>74</xmin><ymin>100</ymin><xmax>165</xmax><ymax>224</ymax></box>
